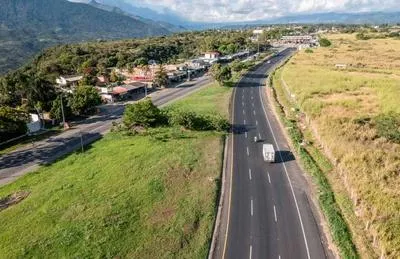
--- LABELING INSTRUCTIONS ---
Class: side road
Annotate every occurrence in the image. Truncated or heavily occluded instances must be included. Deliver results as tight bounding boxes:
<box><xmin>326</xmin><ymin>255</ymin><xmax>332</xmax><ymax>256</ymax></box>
<box><xmin>0</xmin><ymin>75</ymin><xmax>211</xmax><ymax>186</ymax></box>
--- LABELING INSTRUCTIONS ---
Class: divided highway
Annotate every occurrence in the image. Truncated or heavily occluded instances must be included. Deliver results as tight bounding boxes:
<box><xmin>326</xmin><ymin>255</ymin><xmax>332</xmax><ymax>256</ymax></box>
<box><xmin>222</xmin><ymin>49</ymin><xmax>329</xmax><ymax>259</ymax></box>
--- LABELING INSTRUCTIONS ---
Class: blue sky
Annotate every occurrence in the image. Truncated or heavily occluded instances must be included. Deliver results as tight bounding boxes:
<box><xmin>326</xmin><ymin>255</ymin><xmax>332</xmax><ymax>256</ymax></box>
<box><xmin>71</xmin><ymin>0</ymin><xmax>400</xmax><ymax>22</ymax></box>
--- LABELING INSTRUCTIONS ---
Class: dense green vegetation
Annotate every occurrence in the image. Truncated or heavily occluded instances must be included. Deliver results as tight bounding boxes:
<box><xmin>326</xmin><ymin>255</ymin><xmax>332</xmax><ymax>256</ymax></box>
<box><xmin>0</xmin><ymin>0</ymin><xmax>170</xmax><ymax>74</ymax></box>
<box><xmin>374</xmin><ymin>112</ymin><xmax>400</xmax><ymax>144</ymax></box>
<box><xmin>0</xmin><ymin>29</ymin><xmax>264</xmax><ymax>140</ymax></box>
<box><xmin>0</xmin><ymin>81</ymin><xmax>233</xmax><ymax>258</ymax></box>
<box><xmin>0</xmin><ymin>106</ymin><xmax>28</xmax><ymax>142</ymax></box>
<box><xmin>0</xmin><ymin>30</ymin><xmax>261</xmax><ymax>111</ymax></box>
<box><xmin>318</xmin><ymin>38</ymin><xmax>332</xmax><ymax>47</ymax></box>
<box><xmin>122</xmin><ymin>99</ymin><xmax>229</xmax><ymax>132</ymax></box>
<box><xmin>210</xmin><ymin>64</ymin><xmax>232</xmax><ymax>86</ymax></box>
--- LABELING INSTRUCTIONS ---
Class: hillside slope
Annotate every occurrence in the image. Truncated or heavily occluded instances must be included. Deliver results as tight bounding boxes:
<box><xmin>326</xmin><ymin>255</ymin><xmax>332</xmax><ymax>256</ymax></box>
<box><xmin>0</xmin><ymin>0</ymin><xmax>170</xmax><ymax>74</ymax></box>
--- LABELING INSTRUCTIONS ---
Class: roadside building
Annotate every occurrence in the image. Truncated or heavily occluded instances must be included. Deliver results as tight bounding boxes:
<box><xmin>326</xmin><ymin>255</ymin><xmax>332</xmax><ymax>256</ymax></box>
<box><xmin>99</xmin><ymin>82</ymin><xmax>146</xmax><ymax>103</ymax></box>
<box><xmin>204</xmin><ymin>51</ymin><xmax>221</xmax><ymax>59</ymax></box>
<box><xmin>56</xmin><ymin>75</ymin><xmax>83</xmax><ymax>88</ymax></box>
<box><xmin>56</xmin><ymin>75</ymin><xmax>83</xmax><ymax>91</ymax></box>
<box><xmin>96</xmin><ymin>75</ymin><xmax>109</xmax><ymax>86</ymax></box>
<box><xmin>27</xmin><ymin>113</ymin><xmax>41</xmax><ymax>134</ymax></box>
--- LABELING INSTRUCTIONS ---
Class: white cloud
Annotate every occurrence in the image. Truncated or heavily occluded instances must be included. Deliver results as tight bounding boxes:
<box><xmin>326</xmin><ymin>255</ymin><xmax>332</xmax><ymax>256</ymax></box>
<box><xmin>131</xmin><ymin>0</ymin><xmax>400</xmax><ymax>22</ymax></box>
<box><xmin>71</xmin><ymin>0</ymin><xmax>400</xmax><ymax>22</ymax></box>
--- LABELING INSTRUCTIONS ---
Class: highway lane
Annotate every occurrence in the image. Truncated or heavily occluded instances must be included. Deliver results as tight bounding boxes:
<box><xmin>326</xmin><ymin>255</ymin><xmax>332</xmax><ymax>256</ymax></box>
<box><xmin>0</xmin><ymin>75</ymin><xmax>211</xmax><ymax>186</ymax></box>
<box><xmin>224</xmin><ymin>49</ymin><xmax>328</xmax><ymax>259</ymax></box>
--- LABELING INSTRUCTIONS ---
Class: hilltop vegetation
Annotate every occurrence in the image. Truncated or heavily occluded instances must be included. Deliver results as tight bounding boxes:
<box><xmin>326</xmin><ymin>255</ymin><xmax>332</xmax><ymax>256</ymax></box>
<box><xmin>0</xmin><ymin>30</ymin><xmax>261</xmax><ymax>110</ymax></box>
<box><xmin>0</xmin><ymin>0</ymin><xmax>170</xmax><ymax>74</ymax></box>
<box><xmin>274</xmin><ymin>33</ymin><xmax>400</xmax><ymax>258</ymax></box>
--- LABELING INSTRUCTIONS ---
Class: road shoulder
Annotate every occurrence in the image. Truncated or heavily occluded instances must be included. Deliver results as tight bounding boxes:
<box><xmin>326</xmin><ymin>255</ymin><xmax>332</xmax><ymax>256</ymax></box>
<box><xmin>263</xmin><ymin>78</ymin><xmax>337</xmax><ymax>258</ymax></box>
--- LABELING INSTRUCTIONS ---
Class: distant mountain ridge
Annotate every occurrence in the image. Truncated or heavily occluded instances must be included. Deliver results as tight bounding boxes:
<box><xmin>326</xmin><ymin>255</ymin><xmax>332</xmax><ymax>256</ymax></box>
<box><xmin>70</xmin><ymin>1</ymin><xmax>400</xmax><ymax>28</ymax></box>
<box><xmin>86</xmin><ymin>0</ymin><xmax>186</xmax><ymax>32</ymax></box>
<box><xmin>268</xmin><ymin>12</ymin><xmax>400</xmax><ymax>24</ymax></box>
<box><xmin>0</xmin><ymin>0</ymin><xmax>170</xmax><ymax>74</ymax></box>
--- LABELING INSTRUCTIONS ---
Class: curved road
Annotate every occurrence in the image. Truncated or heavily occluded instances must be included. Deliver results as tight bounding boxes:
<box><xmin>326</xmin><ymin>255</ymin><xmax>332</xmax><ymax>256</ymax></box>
<box><xmin>222</xmin><ymin>49</ymin><xmax>330</xmax><ymax>259</ymax></box>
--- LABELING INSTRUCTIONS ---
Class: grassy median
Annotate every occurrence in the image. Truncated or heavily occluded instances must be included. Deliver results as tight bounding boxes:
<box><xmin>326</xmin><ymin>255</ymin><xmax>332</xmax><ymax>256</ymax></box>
<box><xmin>272</xmin><ymin>33</ymin><xmax>400</xmax><ymax>258</ymax></box>
<box><xmin>0</xmin><ymin>83</ymin><xmax>232</xmax><ymax>258</ymax></box>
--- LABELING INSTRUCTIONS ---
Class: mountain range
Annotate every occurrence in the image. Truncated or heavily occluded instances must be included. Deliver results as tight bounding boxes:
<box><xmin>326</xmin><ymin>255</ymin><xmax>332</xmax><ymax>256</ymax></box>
<box><xmin>0</xmin><ymin>0</ymin><xmax>171</xmax><ymax>74</ymax></box>
<box><xmin>2</xmin><ymin>0</ymin><xmax>400</xmax><ymax>75</ymax></box>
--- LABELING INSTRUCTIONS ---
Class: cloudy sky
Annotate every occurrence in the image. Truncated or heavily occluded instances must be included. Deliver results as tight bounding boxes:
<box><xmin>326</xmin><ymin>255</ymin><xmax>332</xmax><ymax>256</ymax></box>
<box><xmin>73</xmin><ymin>0</ymin><xmax>400</xmax><ymax>22</ymax></box>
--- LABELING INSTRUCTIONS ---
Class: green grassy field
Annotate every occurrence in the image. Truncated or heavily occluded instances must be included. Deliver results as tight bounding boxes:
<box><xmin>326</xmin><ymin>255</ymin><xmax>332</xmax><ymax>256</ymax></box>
<box><xmin>0</xmin><ymin>83</ymin><xmax>232</xmax><ymax>258</ymax></box>
<box><xmin>274</xmin><ymin>33</ymin><xmax>400</xmax><ymax>258</ymax></box>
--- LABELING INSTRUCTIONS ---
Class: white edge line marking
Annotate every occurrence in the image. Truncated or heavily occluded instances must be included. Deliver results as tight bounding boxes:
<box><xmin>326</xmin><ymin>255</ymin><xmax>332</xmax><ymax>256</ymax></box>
<box><xmin>249</xmin><ymin>168</ymin><xmax>252</xmax><ymax>180</ymax></box>
<box><xmin>258</xmin><ymin>75</ymin><xmax>311</xmax><ymax>259</ymax></box>
<box><xmin>249</xmin><ymin>245</ymin><xmax>253</xmax><ymax>259</ymax></box>
<box><xmin>267</xmin><ymin>172</ymin><xmax>271</xmax><ymax>184</ymax></box>
<box><xmin>274</xmin><ymin>205</ymin><xmax>278</xmax><ymax>222</ymax></box>
<box><xmin>222</xmin><ymin>77</ymin><xmax>237</xmax><ymax>259</ymax></box>
<box><xmin>250</xmin><ymin>199</ymin><xmax>254</xmax><ymax>216</ymax></box>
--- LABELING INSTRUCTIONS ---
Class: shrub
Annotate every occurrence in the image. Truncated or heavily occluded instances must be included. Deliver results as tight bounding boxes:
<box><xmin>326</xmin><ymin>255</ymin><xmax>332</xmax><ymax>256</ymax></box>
<box><xmin>123</xmin><ymin>99</ymin><xmax>166</xmax><ymax>128</ymax></box>
<box><xmin>305</xmin><ymin>48</ymin><xmax>314</xmax><ymax>53</ymax></box>
<box><xmin>230</xmin><ymin>60</ymin><xmax>245</xmax><ymax>73</ymax></box>
<box><xmin>167</xmin><ymin>108</ymin><xmax>229</xmax><ymax>132</ymax></box>
<box><xmin>319</xmin><ymin>38</ymin><xmax>332</xmax><ymax>47</ymax></box>
<box><xmin>374</xmin><ymin>112</ymin><xmax>400</xmax><ymax>143</ymax></box>
<box><xmin>356</xmin><ymin>33</ymin><xmax>370</xmax><ymax>40</ymax></box>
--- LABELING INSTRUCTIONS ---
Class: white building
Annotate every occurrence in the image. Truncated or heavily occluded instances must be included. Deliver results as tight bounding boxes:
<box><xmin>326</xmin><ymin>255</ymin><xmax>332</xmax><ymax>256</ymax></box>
<box><xmin>204</xmin><ymin>52</ymin><xmax>221</xmax><ymax>59</ymax></box>
<box><xmin>56</xmin><ymin>75</ymin><xmax>83</xmax><ymax>91</ymax></box>
<box><xmin>27</xmin><ymin>114</ymin><xmax>41</xmax><ymax>134</ymax></box>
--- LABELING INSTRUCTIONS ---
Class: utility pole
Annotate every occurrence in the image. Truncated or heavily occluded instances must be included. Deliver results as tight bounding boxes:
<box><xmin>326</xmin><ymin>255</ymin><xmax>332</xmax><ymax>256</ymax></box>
<box><xmin>60</xmin><ymin>93</ymin><xmax>66</xmax><ymax>128</ymax></box>
<box><xmin>80</xmin><ymin>131</ymin><xmax>84</xmax><ymax>153</ymax></box>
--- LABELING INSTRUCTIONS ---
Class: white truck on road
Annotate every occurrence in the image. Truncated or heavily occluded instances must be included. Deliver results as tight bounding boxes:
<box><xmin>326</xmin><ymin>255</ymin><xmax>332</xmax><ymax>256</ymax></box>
<box><xmin>263</xmin><ymin>144</ymin><xmax>275</xmax><ymax>163</ymax></box>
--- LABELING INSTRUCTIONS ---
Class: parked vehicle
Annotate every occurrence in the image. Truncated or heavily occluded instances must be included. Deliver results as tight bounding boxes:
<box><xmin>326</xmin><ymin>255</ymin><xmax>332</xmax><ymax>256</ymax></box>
<box><xmin>263</xmin><ymin>144</ymin><xmax>275</xmax><ymax>162</ymax></box>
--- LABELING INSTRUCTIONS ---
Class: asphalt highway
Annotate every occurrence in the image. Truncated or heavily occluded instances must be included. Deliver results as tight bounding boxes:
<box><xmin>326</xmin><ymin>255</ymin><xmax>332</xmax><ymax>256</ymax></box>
<box><xmin>0</xmin><ymin>75</ymin><xmax>211</xmax><ymax>186</ymax></box>
<box><xmin>223</xmin><ymin>49</ymin><xmax>328</xmax><ymax>259</ymax></box>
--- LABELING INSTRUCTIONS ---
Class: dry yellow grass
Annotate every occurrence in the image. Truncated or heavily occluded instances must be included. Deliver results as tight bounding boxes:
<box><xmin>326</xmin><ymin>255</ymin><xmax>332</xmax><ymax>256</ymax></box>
<box><xmin>279</xmin><ymin>33</ymin><xmax>400</xmax><ymax>258</ymax></box>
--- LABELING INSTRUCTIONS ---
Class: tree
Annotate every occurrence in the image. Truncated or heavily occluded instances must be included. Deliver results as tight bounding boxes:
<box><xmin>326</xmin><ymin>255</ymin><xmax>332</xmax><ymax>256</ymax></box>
<box><xmin>319</xmin><ymin>38</ymin><xmax>332</xmax><ymax>47</ymax></box>
<box><xmin>210</xmin><ymin>63</ymin><xmax>232</xmax><ymax>86</ymax></box>
<box><xmin>68</xmin><ymin>86</ymin><xmax>101</xmax><ymax>116</ymax></box>
<box><xmin>0</xmin><ymin>106</ymin><xmax>29</xmax><ymax>142</ymax></box>
<box><xmin>134</xmin><ymin>57</ymin><xmax>148</xmax><ymax>66</ymax></box>
<box><xmin>153</xmin><ymin>64</ymin><xmax>169</xmax><ymax>88</ymax></box>
<box><xmin>110</xmin><ymin>70</ymin><xmax>119</xmax><ymax>83</ymax></box>
<box><xmin>230</xmin><ymin>59</ymin><xmax>244</xmax><ymax>73</ymax></box>
<box><xmin>123</xmin><ymin>98</ymin><xmax>164</xmax><ymax>128</ymax></box>
<box><xmin>50</xmin><ymin>94</ymin><xmax>72</xmax><ymax>121</ymax></box>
